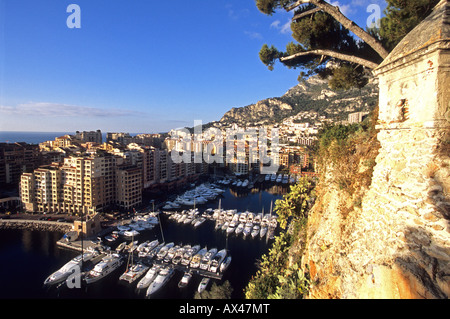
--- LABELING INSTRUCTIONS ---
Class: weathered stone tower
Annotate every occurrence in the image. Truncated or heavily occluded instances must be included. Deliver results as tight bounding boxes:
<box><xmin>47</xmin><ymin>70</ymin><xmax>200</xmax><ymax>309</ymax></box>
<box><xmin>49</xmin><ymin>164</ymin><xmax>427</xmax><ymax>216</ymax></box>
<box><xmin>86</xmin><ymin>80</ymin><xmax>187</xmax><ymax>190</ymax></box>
<box><xmin>303</xmin><ymin>0</ymin><xmax>450</xmax><ymax>299</ymax></box>
<box><xmin>362</xmin><ymin>0</ymin><xmax>450</xmax><ymax>298</ymax></box>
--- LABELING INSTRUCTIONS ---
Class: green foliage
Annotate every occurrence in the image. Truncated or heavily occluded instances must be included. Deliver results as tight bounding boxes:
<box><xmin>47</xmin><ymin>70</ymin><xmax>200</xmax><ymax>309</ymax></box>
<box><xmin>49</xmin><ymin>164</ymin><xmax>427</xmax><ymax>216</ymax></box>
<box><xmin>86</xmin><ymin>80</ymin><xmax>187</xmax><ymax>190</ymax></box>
<box><xmin>269</xmin><ymin>263</ymin><xmax>310</xmax><ymax>299</ymax></box>
<box><xmin>259</xmin><ymin>44</ymin><xmax>281</xmax><ymax>71</ymax></box>
<box><xmin>315</xmin><ymin>107</ymin><xmax>380</xmax><ymax>195</ymax></box>
<box><xmin>328</xmin><ymin>64</ymin><xmax>368</xmax><ymax>90</ymax></box>
<box><xmin>380</xmin><ymin>0</ymin><xmax>439</xmax><ymax>51</ymax></box>
<box><xmin>317</xmin><ymin>122</ymin><xmax>364</xmax><ymax>150</ymax></box>
<box><xmin>245</xmin><ymin>178</ymin><xmax>312</xmax><ymax>299</ymax></box>
<box><xmin>274</xmin><ymin>178</ymin><xmax>311</xmax><ymax>230</ymax></box>
<box><xmin>195</xmin><ymin>280</ymin><xmax>233</xmax><ymax>299</ymax></box>
<box><xmin>255</xmin><ymin>0</ymin><xmax>294</xmax><ymax>15</ymax></box>
<box><xmin>255</xmin><ymin>0</ymin><xmax>438</xmax><ymax>90</ymax></box>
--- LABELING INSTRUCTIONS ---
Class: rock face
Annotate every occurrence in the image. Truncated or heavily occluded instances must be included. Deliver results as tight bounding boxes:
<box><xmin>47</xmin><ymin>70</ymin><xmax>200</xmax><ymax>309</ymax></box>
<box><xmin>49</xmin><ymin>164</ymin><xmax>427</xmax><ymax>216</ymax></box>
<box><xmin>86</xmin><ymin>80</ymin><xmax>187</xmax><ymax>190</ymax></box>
<box><xmin>219</xmin><ymin>76</ymin><xmax>378</xmax><ymax>126</ymax></box>
<box><xmin>303</xmin><ymin>0</ymin><xmax>450</xmax><ymax>299</ymax></box>
<box><xmin>220</xmin><ymin>98</ymin><xmax>293</xmax><ymax>125</ymax></box>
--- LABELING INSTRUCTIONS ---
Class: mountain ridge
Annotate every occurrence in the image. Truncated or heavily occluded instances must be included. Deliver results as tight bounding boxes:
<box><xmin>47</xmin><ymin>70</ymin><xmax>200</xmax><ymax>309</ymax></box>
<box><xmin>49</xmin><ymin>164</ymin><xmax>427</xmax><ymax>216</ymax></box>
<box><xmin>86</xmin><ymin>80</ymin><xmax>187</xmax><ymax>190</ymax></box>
<box><xmin>219</xmin><ymin>76</ymin><xmax>379</xmax><ymax>126</ymax></box>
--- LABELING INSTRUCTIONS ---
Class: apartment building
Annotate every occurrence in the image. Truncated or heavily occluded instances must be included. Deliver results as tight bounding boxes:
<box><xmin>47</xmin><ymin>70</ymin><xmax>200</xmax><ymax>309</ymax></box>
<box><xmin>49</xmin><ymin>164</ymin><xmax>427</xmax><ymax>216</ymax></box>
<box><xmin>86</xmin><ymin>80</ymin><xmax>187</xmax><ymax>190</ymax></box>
<box><xmin>116</xmin><ymin>165</ymin><xmax>142</xmax><ymax>210</ymax></box>
<box><xmin>0</xmin><ymin>143</ymin><xmax>40</xmax><ymax>186</ymax></box>
<box><xmin>74</xmin><ymin>130</ymin><xmax>102</xmax><ymax>144</ymax></box>
<box><xmin>20</xmin><ymin>154</ymin><xmax>139</xmax><ymax>215</ymax></box>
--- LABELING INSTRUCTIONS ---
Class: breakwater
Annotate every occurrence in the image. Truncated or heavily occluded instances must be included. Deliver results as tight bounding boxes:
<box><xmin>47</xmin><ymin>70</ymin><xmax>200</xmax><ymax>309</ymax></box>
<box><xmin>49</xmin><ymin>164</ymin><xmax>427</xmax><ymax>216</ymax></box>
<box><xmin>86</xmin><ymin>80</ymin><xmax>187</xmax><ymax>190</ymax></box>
<box><xmin>0</xmin><ymin>219</ymin><xmax>73</xmax><ymax>233</ymax></box>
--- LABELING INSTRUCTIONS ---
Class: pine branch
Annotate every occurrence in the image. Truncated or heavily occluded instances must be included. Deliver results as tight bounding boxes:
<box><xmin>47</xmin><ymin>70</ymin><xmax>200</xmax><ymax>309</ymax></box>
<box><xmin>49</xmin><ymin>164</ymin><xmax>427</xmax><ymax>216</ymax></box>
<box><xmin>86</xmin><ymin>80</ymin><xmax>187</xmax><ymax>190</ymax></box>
<box><xmin>280</xmin><ymin>49</ymin><xmax>380</xmax><ymax>69</ymax></box>
<box><xmin>287</xmin><ymin>0</ymin><xmax>389</xmax><ymax>59</ymax></box>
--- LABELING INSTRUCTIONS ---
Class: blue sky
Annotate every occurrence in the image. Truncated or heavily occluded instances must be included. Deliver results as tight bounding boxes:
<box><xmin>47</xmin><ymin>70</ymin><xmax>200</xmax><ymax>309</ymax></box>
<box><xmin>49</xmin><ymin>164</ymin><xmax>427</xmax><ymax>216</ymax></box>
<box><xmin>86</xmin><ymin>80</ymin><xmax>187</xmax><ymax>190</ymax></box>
<box><xmin>0</xmin><ymin>0</ymin><xmax>385</xmax><ymax>133</ymax></box>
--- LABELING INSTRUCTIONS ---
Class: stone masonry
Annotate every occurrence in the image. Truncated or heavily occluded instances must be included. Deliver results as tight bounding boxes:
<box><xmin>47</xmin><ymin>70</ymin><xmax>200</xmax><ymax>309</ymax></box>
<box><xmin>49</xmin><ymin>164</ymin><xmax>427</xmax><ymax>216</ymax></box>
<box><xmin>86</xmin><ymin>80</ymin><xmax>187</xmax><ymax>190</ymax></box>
<box><xmin>304</xmin><ymin>0</ymin><xmax>450</xmax><ymax>299</ymax></box>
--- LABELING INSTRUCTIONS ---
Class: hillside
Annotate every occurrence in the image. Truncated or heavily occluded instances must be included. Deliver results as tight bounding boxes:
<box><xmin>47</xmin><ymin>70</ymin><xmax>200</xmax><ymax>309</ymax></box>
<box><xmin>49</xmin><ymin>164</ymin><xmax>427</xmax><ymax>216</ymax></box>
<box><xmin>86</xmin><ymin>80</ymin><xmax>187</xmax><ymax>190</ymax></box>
<box><xmin>220</xmin><ymin>76</ymin><xmax>379</xmax><ymax>126</ymax></box>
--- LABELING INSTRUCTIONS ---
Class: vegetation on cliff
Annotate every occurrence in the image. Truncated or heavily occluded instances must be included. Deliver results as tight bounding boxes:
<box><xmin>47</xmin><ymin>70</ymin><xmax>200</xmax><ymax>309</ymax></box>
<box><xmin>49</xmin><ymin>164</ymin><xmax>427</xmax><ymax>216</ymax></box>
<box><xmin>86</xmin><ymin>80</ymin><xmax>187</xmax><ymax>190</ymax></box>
<box><xmin>245</xmin><ymin>108</ymin><xmax>380</xmax><ymax>299</ymax></box>
<box><xmin>245</xmin><ymin>179</ymin><xmax>313</xmax><ymax>299</ymax></box>
<box><xmin>315</xmin><ymin>106</ymin><xmax>380</xmax><ymax>203</ymax></box>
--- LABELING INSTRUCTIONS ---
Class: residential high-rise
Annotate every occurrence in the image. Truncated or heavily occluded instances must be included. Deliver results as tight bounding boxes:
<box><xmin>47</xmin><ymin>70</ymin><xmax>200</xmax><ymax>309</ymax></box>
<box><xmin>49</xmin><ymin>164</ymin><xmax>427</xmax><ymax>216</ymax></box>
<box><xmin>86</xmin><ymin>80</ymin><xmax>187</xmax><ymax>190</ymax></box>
<box><xmin>0</xmin><ymin>143</ymin><xmax>40</xmax><ymax>187</ymax></box>
<box><xmin>20</xmin><ymin>153</ymin><xmax>142</xmax><ymax>215</ymax></box>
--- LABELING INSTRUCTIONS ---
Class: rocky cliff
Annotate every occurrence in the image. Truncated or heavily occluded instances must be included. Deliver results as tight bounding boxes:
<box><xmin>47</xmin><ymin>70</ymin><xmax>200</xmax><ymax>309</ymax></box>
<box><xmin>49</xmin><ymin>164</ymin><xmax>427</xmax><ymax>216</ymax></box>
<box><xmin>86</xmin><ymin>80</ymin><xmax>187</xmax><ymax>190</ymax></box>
<box><xmin>219</xmin><ymin>76</ymin><xmax>378</xmax><ymax>126</ymax></box>
<box><xmin>301</xmin><ymin>1</ymin><xmax>450</xmax><ymax>299</ymax></box>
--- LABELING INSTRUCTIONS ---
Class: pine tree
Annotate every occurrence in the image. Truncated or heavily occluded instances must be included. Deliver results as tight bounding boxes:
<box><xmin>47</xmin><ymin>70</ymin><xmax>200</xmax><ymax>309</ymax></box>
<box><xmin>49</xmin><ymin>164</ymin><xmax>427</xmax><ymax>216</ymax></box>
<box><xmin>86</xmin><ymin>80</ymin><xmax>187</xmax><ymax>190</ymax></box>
<box><xmin>257</xmin><ymin>0</ymin><xmax>439</xmax><ymax>89</ymax></box>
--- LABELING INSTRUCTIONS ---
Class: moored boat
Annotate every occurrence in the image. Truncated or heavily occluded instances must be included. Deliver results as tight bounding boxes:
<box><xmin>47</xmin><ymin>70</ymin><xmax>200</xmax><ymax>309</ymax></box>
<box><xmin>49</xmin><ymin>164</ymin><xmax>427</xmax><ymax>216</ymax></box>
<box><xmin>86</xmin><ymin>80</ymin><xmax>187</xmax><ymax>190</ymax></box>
<box><xmin>136</xmin><ymin>265</ymin><xmax>160</xmax><ymax>290</ymax></box>
<box><xmin>119</xmin><ymin>262</ymin><xmax>149</xmax><ymax>284</ymax></box>
<box><xmin>44</xmin><ymin>252</ymin><xmax>95</xmax><ymax>286</ymax></box>
<box><xmin>220</xmin><ymin>256</ymin><xmax>232</xmax><ymax>272</ymax></box>
<box><xmin>84</xmin><ymin>254</ymin><xmax>124</xmax><ymax>284</ymax></box>
<box><xmin>197</xmin><ymin>277</ymin><xmax>210</xmax><ymax>293</ymax></box>
<box><xmin>146</xmin><ymin>266</ymin><xmax>174</xmax><ymax>297</ymax></box>
<box><xmin>208</xmin><ymin>249</ymin><xmax>227</xmax><ymax>273</ymax></box>
<box><xmin>190</xmin><ymin>247</ymin><xmax>207</xmax><ymax>268</ymax></box>
<box><xmin>200</xmin><ymin>248</ymin><xmax>217</xmax><ymax>270</ymax></box>
<box><xmin>178</xmin><ymin>271</ymin><xmax>193</xmax><ymax>289</ymax></box>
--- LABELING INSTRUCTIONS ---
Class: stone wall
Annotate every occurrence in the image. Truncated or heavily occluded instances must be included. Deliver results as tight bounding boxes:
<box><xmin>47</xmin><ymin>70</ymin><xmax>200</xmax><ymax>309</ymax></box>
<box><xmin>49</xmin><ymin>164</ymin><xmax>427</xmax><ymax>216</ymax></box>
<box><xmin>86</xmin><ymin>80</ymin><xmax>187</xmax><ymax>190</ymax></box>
<box><xmin>0</xmin><ymin>219</ymin><xmax>73</xmax><ymax>233</ymax></box>
<box><xmin>302</xmin><ymin>0</ymin><xmax>450</xmax><ymax>299</ymax></box>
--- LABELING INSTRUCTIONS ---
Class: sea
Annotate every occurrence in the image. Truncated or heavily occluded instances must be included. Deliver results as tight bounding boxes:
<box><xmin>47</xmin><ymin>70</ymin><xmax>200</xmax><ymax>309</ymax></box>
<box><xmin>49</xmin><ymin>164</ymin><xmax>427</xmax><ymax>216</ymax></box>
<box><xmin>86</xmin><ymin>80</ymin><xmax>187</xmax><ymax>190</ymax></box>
<box><xmin>0</xmin><ymin>131</ymin><xmax>289</xmax><ymax>300</ymax></box>
<box><xmin>0</xmin><ymin>131</ymin><xmax>106</xmax><ymax>145</ymax></box>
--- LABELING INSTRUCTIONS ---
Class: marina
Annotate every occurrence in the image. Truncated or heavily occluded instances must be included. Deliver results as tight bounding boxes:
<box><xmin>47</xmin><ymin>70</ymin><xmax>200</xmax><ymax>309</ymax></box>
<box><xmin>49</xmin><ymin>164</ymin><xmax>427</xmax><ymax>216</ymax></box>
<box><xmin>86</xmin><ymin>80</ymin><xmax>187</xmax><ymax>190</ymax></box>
<box><xmin>1</xmin><ymin>179</ymin><xmax>287</xmax><ymax>299</ymax></box>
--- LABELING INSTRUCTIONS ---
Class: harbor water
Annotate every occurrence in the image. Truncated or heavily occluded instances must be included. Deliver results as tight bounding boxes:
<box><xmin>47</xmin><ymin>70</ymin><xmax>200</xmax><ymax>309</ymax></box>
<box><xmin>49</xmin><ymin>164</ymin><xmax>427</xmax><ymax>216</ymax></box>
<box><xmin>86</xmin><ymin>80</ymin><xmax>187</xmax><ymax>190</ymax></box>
<box><xmin>0</xmin><ymin>185</ymin><xmax>289</xmax><ymax>299</ymax></box>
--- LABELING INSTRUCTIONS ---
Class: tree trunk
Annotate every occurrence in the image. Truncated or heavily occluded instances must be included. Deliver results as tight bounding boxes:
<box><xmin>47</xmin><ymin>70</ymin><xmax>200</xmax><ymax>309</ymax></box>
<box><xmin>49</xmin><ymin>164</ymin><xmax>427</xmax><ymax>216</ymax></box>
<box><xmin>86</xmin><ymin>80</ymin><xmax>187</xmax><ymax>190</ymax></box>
<box><xmin>288</xmin><ymin>0</ymin><xmax>389</xmax><ymax>59</ymax></box>
<box><xmin>280</xmin><ymin>49</ymin><xmax>380</xmax><ymax>69</ymax></box>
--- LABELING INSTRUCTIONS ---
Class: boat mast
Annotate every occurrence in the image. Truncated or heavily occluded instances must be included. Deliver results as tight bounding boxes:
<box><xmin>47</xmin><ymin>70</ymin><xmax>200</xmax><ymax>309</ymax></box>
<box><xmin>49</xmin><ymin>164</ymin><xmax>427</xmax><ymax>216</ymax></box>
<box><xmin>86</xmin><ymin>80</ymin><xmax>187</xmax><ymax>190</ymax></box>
<box><xmin>153</xmin><ymin>200</ymin><xmax>165</xmax><ymax>243</ymax></box>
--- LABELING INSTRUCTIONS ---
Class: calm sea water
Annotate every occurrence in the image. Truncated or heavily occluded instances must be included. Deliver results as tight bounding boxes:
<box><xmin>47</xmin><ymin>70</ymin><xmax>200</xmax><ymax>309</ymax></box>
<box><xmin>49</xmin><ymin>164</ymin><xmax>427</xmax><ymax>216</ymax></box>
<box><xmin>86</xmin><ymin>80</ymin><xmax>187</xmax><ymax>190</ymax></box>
<box><xmin>0</xmin><ymin>186</ymin><xmax>288</xmax><ymax>299</ymax></box>
<box><xmin>0</xmin><ymin>131</ymin><xmax>73</xmax><ymax>144</ymax></box>
<box><xmin>0</xmin><ymin>131</ymin><xmax>147</xmax><ymax>145</ymax></box>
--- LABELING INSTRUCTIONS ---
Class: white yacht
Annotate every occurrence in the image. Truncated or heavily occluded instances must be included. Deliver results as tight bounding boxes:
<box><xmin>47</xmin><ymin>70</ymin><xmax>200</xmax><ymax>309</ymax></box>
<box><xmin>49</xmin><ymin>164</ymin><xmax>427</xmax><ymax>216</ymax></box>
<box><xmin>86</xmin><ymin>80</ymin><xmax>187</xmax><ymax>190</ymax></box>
<box><xmin>136</xmin><ymin>264</ymin><xmax>160</xmax><ymax>290</ymax></box>
<box><xmin>208</xmin><ymin>249</ymin><xmax>227</xmax><ymax>273</ymax></box>
<box><xmin>198</xmin><ymin>277</ymin><xmax>210</xmax><ymax>293</ymax></box>
<box><xmin>148</xmin><ymin>242</ymin><xmax>165</xmax><ymax>259</ymax></box>
<box><xmin>235</xmin><ymin>223</ymin><xmax>244</xmax><ymax>235</ymax></box>
<box><xmin>164</xmin><ymin>245</ymin><xmax>180</xmax><ymax>263</ymax></box>
<box><xmin>251</xmin><ymin>224</ymin><xmax>260</xmax><ymax>238</ymax></box>
<box><xmin>200</xmin><ymin>248</ymin><xmax>217</xmax><ymax>270</ymax></box>
<box><xmin>156</xmin><ymin>242</ymin><xmax>174</xmax><ymax>260</ymax></box>
<box><xmin>226</xmin><ymin>221</ymin><xmax>236</xmax><ymax>235</ymax></box>
<box><xmin>181</xmin><ymin>244</ymin><xmax>200</xmax><ymax>266</ymax></box>
<box><xmin>238</xmin><ymin>212</ymin><xmax>247</xmax><ymax>223</ymax></box>
<box><xmin>190</xmin><ymin>247</ymin><xmax>207</xmax><ymax>268</ymax></box>
<box><xmin>172</xmin><ymin>245</ymin><xmax>187</xmax><ymax>265</ymax></box>
<box><xmin>260</xmin><ymin>226</ymin><xmax>268</xmax><ymax>239</ymax></box>
<box><xmin>243</xmin><ymin>222</ymin><xmax>252</xmax><ymax>237</ymax></box>
<box><xmin>220</xmin><ymin>256</ymin><xmax>232</xmax><ymax>272</ymax></box>
<box><xmin>119</xmin><ymin>262</ymin><xmax>149</xmax><ymax>284</ymax></box>
<box><xmin>193</xmin><ymin>217</ymin><xmax>206</xmax><ymax>228</ymax></box>
<box><xmin>146</xmin><ymin>266</ymin><xmax>174</xmax><ymax>297</ymax></box>
<box><xmin>123</xmin><ymin>229</ymin><xmax>140</xmax><ymax>238</ymax></box>
<box><xmin>44</xmin><ymin>252</ymin><xmax>95</xmax><ymax>286</ymax></box>
<box><xmin>85</xmin><ymin>254</ymin><xmax>124</xmax><ymax>284</ymax></box>
<box><xmin>178</xmin><ymin>271</ymin><xmax>193</xmax><ymax>289</ymax></box>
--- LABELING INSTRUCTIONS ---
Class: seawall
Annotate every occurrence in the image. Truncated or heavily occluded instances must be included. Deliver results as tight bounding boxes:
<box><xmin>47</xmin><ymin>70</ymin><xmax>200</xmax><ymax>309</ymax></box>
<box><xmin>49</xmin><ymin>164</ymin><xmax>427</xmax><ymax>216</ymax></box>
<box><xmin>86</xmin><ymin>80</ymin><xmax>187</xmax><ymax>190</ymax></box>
<box><xmin>0</xmin><ymin>219</ymin><xmax>73</xmax><ymax>233</ymax></box>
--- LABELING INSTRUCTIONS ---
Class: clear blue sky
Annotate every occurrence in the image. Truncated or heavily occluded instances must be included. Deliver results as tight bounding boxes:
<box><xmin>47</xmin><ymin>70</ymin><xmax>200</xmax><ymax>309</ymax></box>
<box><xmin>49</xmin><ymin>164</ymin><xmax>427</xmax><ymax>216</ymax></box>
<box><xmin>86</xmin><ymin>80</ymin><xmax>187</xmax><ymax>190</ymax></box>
<box><xmin>0</xmin><ymin>0</ymin><xmax>385</xmax><ymax>133</ymax></box>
